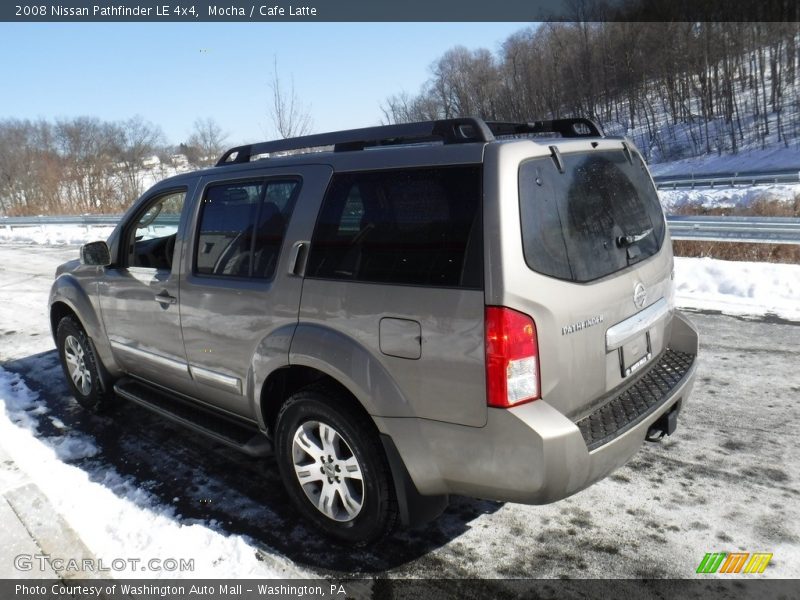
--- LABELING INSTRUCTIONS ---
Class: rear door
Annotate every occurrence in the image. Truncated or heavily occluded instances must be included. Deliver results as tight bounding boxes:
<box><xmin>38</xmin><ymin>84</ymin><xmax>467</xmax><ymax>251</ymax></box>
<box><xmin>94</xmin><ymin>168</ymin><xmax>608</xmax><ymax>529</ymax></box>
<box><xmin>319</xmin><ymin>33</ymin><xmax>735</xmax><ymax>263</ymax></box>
<box><xmin>298</xmin><ymin>165</ymin><xmax>487</xmax><ymax>426</ymax></box>
<box><xmin>178</xmin><ymin>165</ymin><xmax>331</xmax><ymax>418</ymax></box>
<box><xmin>488</xmin><ymin>141</ymin><xmax>673</xmax><ymax>421</ymax></box>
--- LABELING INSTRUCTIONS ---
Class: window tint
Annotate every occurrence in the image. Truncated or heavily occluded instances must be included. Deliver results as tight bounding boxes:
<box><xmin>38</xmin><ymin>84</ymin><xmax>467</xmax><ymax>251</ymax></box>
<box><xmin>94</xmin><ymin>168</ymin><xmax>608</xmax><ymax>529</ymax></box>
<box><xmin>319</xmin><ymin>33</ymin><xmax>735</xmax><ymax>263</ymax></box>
<box><xmin>307</xmin><ymin>166</ymin><xmax>482</xmax><ymax>288</ymax></box>
<box><xmin>195</xmin><ymin>180</ymin><xmax>298</xmax><ymax>279</ymax></box>
<box><xmin>518</xmin><ymin>151</ymin><xmax>665</xmax><ymax>283</ymax></box>
<box><xmin>129</xmin><ymin>189</ymin><xmax>186</xmax><ymax>271</ymax></box>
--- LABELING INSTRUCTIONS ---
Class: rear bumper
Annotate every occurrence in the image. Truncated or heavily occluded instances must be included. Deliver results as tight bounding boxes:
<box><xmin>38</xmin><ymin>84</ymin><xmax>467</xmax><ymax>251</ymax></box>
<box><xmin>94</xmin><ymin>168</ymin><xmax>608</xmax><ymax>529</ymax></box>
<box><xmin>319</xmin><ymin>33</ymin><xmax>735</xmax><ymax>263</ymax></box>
<box><xmin>375</xmin><ymin>311</ymin><xmax>699</xmax><ymax>504</ymax></box>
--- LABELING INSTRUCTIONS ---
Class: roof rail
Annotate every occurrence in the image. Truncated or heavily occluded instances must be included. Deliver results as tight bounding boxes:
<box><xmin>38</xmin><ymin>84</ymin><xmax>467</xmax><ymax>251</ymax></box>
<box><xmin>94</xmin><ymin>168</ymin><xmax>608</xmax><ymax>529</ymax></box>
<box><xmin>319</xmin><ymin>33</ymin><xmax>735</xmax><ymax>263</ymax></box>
<box><xmin>215</xmin><ymin>118</ymin><xmax>495</xmax><ymax>166</ymax></box>
<box><xmin>486</xmin><ymin>118</ymin><xmax>604</xmax><ymax>138</ymax></box>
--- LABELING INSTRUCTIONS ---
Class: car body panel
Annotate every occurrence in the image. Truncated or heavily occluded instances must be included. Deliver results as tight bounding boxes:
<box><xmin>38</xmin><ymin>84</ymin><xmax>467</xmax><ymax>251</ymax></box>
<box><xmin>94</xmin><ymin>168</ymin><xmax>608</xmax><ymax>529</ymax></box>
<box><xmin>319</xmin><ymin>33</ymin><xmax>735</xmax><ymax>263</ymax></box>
<box><xmin>483</xmin><ymin>139</ymin><xmax>676</xmax><ymax>421</ymax></box>
<box><xmin>294</xmin><ymin>280</ymin><xmax>486</xmax><ymax>425</ymax></box>
<box><xmin>374</xmin><ymin>312</ymin><xmax>698</xmax><ymax>501</ymax></box>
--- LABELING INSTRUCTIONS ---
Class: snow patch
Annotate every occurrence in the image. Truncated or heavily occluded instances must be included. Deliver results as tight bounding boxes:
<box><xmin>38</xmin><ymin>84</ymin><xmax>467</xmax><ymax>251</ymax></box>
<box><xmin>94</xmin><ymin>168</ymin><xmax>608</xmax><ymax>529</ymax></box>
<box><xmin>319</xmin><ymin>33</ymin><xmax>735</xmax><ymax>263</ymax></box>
<box><xmin>0</xmin><ymin>366</ymin><xmax>311</xmax><ymax>578</ymax></box>
<box><xmin>0</xmin><ymin>369</ymin><xmax>48</xmax><ymax>432</ymax></box>
<box><xmin>0</xmin><ymin>224</ymin><xmax>115</xmax><ymax>246</ymax></box>
<box><xmin>658</xmin><ymin>183</ymin><xmax>800</xmax><ymax>213</ymax></box>
<box><xmin>649</xmin><ymin>146</ymin><xmax>800</xmax><ymax>176</ymax></box>
<box><xmin>674</xmin><ymin>257</ymin><xmax>800</xmax><ymax>321</ymax></box>
<box><xmin>49</xmin><ymin>435</ymin><xmax>100</xmax><ymax>461</ymax></box>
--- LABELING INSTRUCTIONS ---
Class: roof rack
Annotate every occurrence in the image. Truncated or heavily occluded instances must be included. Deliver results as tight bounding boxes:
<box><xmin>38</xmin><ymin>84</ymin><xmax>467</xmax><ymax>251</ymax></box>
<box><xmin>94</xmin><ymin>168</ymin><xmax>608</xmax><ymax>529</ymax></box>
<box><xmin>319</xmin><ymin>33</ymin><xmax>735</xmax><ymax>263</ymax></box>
<box><xmin>485</xmin><ymin>118</ymin><xmax>604</xmax><ymax>138</ymax></box>
<box><xmin>215</xmin><ymin>118</ymin><xmax>495</xmax><ymax>166</ymax></box>
<box><xmin>215</xmin><ymin>116</ymin><xmax>603</xmax><ymax>166</ymax></box>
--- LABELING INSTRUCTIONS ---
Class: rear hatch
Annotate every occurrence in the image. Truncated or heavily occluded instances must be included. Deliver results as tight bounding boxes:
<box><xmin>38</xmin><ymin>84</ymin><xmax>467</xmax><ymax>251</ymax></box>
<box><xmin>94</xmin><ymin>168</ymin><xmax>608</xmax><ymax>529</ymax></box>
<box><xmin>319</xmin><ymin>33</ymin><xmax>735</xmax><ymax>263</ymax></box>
<box><xmin>486</xmin><ymin>139</ymin><xmax>674</xmax><ymax>421</ymax></box>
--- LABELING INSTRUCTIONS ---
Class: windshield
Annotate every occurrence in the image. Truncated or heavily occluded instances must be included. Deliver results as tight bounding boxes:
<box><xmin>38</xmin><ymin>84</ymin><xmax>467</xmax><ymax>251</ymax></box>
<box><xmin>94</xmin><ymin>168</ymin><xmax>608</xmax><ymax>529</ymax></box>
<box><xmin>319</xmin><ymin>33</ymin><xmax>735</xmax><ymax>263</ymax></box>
<box><xmin>518</xmin><ymin>149</ymin><xmax>665</xmax><ymax>283</ymax></box>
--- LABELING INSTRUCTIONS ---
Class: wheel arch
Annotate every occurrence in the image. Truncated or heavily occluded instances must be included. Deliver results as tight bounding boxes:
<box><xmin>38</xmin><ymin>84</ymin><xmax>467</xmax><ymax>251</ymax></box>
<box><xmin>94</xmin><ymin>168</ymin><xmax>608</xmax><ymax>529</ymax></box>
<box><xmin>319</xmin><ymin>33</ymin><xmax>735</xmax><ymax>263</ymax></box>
<box><xmin>259</xmin><ymin>323</ymin><xmax>448</xmax><ymax>528</ymax></box>
<box><xmin>49</xmin><ymin>274</ymin><xmax>121</xmax><ymax>378</ymax></box>
<box><xmin>287</xmin><ymin>322</ymin><xmax>414</xmax><ymax>418</ymax></box>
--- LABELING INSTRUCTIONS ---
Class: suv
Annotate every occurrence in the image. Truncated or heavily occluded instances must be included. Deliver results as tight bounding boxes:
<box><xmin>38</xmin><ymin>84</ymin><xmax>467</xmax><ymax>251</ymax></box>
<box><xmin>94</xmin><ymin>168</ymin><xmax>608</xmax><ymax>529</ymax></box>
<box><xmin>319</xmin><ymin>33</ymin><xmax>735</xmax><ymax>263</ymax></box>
<box><xmin>50</xmin><ymin>118</ymin><xmax>698</xmax><ymax>544</ymax></box>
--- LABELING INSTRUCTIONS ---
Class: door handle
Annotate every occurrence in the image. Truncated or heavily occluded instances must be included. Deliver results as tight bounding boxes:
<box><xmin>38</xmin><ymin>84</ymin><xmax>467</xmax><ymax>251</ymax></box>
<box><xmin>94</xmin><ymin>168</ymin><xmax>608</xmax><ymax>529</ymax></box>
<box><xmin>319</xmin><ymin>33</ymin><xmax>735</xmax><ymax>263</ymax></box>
<box><xmin>154</xmin><ymin>292</ymin><xmax>177</xmax><ymax>306</ymax></box>
<box><xmin>288</xmin><ymin>240</ymin><xmax>310</xmax><ymax>277</ymax></box>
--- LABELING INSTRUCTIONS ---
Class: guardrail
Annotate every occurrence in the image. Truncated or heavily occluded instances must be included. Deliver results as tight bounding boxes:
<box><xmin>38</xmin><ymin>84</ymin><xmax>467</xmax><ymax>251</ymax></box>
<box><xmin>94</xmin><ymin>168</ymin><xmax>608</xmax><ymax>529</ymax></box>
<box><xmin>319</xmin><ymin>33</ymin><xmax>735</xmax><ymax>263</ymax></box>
<box><xmin>3</xmin><ymin>214</ymin><xmax>800</xmax><ymax>244</ymax></box>
<box><xmin>653</xmin><ymin>169</ymin><xmax>800</xmax><ymax>189</ymax></box>
<box><xmin>2</xmin><ymin>214</ymin><xmax>124</xmax><ymax>226</ymax></box>
<box><xmin>666</xmin><ymin>215</ymin><xmax>800</xmax><ymax>244</ymax></box>
<box><xmin>1</xmin><ymin>214</ymin><xmax>178</xmax><ymax>228</ymax></box>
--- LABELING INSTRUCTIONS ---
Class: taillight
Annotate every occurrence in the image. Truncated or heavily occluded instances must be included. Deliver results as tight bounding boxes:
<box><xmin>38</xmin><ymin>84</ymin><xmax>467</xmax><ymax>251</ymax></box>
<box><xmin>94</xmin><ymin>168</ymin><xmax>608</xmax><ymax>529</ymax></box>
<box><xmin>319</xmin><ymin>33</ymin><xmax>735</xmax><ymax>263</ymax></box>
<box><xmin>485</xmin><ymin>306</ymin><xmax>540</xmax><ymax>408</ymax></box>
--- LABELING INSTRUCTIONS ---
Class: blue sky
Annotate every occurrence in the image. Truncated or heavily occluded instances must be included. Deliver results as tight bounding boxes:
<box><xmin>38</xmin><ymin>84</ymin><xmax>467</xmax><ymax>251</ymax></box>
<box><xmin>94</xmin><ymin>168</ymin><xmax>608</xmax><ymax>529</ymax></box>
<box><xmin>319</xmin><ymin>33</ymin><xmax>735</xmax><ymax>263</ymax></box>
<box><xmin>0</xmin><ymin>22</ymin><xmax>528</xmax><ymax>146</ymax></box>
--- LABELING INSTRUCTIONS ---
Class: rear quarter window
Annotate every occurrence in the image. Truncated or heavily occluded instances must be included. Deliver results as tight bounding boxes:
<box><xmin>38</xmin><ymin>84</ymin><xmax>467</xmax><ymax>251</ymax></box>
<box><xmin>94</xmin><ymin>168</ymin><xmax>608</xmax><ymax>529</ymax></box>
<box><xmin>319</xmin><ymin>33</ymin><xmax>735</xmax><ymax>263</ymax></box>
<box><xmin>518</xmin><ymin>150</ymin><xmax>665</xmax><ymax>283</ymax></box>
<box><xmin>307</xmin><ymin>166</ymin><xmax>483</xmax><ymax>288</ymax></box>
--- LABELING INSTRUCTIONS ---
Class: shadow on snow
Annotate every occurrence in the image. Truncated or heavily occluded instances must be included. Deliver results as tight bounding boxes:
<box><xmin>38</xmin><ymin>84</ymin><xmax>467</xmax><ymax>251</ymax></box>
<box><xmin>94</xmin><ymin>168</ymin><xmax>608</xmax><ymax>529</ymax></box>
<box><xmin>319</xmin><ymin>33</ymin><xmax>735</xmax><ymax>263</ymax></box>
<box><xmin>1</xmin><ymin>350</ymin><xmax>502</xmax><ymax>575</ymax></box>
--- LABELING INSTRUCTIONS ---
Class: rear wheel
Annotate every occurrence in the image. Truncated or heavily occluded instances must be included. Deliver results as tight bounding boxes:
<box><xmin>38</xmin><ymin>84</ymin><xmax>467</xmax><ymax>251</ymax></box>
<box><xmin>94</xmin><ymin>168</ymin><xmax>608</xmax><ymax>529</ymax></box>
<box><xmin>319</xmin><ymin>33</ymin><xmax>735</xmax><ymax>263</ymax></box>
<box><xmin>56</xmin><ymin>317</ymin><xmax>114</xmax><ymax>412</ymax></box>
<box><xmin>274</xmin><ymin>386</ymin><xmax>397</xmax><ymax>545</ymax></box>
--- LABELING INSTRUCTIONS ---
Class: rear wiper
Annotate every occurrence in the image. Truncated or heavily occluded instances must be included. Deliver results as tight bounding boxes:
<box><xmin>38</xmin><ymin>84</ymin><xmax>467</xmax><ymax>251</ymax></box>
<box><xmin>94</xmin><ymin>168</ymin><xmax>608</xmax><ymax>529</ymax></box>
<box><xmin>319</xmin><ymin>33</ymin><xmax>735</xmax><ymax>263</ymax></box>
<box><xmin>616</xmin><ymin>228</ymin><xmax>653</xmax><ymax>248</ymax></box>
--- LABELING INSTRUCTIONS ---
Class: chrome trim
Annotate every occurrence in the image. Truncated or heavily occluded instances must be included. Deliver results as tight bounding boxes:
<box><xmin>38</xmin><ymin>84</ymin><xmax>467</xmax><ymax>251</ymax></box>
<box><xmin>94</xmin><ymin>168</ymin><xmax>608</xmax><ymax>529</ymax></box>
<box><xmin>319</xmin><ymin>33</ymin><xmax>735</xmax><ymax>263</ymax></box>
<box><xmin>189</xmin><ymin>365</ymin><xmax>242</xmax><ymax>395</ymax></box>
<box><xmin>109</xmin><ymin>339</ymin><xmax>189</xmax><ymax>375</ymax></box>
<box><xmin>606</xmin><ymin>298</ymin><xmax>671</xmax><ymax>352</ymax></box>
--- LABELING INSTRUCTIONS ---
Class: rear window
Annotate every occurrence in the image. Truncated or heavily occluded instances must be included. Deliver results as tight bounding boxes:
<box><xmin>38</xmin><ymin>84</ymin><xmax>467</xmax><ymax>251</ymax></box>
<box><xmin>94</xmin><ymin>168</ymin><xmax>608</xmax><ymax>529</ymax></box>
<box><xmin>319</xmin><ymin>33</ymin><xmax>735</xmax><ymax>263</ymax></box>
<box><xmin>518</xmin><ymin>150</ymin><xmax>665</xmax><ymax>283</ymax></box>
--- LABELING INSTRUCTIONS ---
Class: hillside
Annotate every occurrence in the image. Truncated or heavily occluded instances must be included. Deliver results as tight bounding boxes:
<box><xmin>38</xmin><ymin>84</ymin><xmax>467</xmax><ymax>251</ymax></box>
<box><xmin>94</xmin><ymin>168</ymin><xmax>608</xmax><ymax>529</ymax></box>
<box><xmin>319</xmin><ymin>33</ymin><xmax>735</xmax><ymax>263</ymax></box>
<box><xmin>383</xmin><ymin>23</ymin><xmax>800</xmax><ymax>170</ymax></box>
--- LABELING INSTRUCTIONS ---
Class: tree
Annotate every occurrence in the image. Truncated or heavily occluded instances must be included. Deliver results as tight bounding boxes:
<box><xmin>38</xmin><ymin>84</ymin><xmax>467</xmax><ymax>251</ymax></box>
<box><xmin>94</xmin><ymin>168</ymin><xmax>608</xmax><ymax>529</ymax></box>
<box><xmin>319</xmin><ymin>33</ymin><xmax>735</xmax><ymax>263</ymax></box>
<box><xmin>54</xmin><ymin>117</ymin><xmax>118</xmax><ymax>212</ymax></box>
<box><xmin>113</xmin><ymin>116</ymin><xmax>165</xmax><ymax>202</ymax></box>
<box><xmin>185</xmin><ymin>118</ymin><xmax>228</xmax><ymax>167</ymax></box>
<box><xmin>381</xmin><ymin>22</ymin><xmax>800</xmax><ymax>162</ymax></box>
<box><xmin>267</xmin><ymin>57</ymin><xmax>312</xmax><ymax>139</ymax></box>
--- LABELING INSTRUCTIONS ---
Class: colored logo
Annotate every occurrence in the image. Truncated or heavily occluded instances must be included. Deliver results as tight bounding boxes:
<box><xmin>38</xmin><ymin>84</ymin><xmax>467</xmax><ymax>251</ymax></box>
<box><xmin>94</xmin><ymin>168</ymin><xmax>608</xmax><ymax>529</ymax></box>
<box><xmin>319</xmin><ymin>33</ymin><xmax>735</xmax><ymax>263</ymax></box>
<box><xmin>696</xmin><ymin>552</ymin><xmax>773</xmax><ymax>574</ymax></box>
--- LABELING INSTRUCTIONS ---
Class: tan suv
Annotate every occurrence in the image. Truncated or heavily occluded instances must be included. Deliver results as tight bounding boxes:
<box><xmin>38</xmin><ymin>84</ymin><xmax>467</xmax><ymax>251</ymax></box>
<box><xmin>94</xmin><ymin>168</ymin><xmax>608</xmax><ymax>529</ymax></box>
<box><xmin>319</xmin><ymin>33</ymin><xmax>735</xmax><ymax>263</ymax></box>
<box><xmin>50</xmin><ymin>118</ymin><xmax>699</xmax><ymax>543</ymax></box>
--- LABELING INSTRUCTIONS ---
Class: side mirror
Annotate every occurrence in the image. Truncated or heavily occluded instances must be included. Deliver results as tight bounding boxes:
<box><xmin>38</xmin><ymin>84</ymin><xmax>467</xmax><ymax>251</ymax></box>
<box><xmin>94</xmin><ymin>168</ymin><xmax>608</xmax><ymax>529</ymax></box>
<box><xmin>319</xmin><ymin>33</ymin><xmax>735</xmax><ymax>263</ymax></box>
<box><xmin>80</xmin><ymin>241</ymin><xmax>111</xmax><ymax>266</ymax></box>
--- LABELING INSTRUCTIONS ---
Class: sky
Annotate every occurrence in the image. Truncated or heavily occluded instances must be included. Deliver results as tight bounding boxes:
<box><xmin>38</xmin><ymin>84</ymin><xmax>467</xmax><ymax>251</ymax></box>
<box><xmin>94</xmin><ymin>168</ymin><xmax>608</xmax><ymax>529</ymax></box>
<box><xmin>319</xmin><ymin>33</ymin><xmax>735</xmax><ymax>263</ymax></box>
<box><xmin>0</xmin><ymin>22</ymin><xmax>527</xmax><ymax>147</ymax></box>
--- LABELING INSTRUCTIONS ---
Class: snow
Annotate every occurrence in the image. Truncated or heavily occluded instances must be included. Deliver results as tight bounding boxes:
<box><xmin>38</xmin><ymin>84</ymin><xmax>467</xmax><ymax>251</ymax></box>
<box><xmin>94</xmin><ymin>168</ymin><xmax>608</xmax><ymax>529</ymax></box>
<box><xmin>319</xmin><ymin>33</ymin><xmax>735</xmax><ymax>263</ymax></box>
<box><xmin>0</xmin><ymin>365</ymin><xmax>309</xmax><ymax>579</ymax></box>
<box><xmin>658</xmin><ymin>183</ymin><xmax>800</xmax><ymax>213</ymax></box>
<box><xmin>648</xmin><ymin>144</ymin><xmax>800</xmax><ymax>212</ymax></box>
<box><xmin>674</xmin><ymin>257</ymin><xmax>800</xmax><ymax>321</ymax></box>
<box><xmin>49</xmin><ymin>435</ymin><xmax>100</xmax><ymax>461</ymax></box>
<box><xmin>1</xmin><ymin>224</ymin><xmax>115</xmax><ymax>246</ymax></box>
<box><xmin>649</xmin><ymin>146</ymin><xmax>800</xmax><ymax>177</ymax></box>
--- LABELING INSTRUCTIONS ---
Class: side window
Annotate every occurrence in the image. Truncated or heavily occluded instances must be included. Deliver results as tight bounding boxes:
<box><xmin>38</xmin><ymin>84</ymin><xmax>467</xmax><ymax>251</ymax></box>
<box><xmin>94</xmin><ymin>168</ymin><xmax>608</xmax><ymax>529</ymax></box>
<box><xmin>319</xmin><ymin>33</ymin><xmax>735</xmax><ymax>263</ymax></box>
<box><xmin>195</xmin><ymin>179</ymin><xmax>299</xmax><ymax>279</ymax></box>
<box><xmin>128</xmin><ymin>189</ymin><xmax>186</xmax><ymax>271</ymax></box>
<box><xmin>307</xmin><ymin>166</ymin><xmax>482</xmax><ymax>288</ymax></box>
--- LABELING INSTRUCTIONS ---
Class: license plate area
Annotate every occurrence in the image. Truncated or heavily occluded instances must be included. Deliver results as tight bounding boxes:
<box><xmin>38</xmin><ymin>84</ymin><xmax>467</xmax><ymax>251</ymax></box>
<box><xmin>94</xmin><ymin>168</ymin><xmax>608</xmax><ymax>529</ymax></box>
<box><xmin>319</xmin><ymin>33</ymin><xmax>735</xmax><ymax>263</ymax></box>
<box><xmin>619</xmin><ymin>331</ymin><xmax>652</xmax><ymax>377</ymax></box>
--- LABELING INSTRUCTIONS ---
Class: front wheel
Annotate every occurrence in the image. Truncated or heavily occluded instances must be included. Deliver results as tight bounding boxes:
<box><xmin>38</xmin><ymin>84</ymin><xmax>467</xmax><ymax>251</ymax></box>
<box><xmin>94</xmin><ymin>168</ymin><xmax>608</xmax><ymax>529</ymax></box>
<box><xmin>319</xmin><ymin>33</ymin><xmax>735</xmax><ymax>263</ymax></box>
<box><xmin>274</xmin><ymin>386</ymin><xmax>397</xmax><ymax>545</ymax></box>
<box><xmin>56</xmin><ymin>316</ymin><xmax>114</xmax><ymax>412</ymax></box>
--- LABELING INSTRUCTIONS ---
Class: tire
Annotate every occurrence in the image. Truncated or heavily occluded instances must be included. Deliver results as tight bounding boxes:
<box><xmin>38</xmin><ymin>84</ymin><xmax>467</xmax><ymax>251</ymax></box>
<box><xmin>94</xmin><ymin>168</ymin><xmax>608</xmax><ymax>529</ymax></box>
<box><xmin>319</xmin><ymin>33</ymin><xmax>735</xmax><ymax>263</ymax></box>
<box><xmin>56</xmin><ymin>316</ymin><xmax>114</xmax><ymax>412</ymax></box>
<box><xmin>274</xmin><ymin>385</ymin><xmax>398</xmax><ymax>545</ymax></box>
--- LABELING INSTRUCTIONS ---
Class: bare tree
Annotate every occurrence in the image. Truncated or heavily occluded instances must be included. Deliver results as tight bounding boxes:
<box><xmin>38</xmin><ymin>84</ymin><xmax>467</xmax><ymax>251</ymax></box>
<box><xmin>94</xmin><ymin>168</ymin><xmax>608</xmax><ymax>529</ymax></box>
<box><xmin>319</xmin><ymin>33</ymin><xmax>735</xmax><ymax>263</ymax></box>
<box><xmin>184</xmin><ymin>118</ymin><xmax>228</xmax><ymax>167</ymax></box>
<box><xmin>382</xmin><ymin>22</ymin><xmax>800</xmax><ymax>162</ymax></box>
<box><xmin>54</xmin><ymin>117</ymin><xmax>118</xmax><ymax>213</ymax></box>
<box><xmin>268</xmin><ymin>57</ymin><xmax>312</xmax><ymax>139</ymax></box>
<box><xmin>113</xmin><ymin>116</ymin><xmax>165</xmax><ymax>202</ymax></box>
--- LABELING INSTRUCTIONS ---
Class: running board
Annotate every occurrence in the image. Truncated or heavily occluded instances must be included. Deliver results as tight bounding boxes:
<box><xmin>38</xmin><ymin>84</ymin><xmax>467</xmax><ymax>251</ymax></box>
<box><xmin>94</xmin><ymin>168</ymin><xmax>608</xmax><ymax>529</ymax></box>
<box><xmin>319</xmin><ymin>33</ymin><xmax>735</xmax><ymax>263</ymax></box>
<box><xmin>113</xmin><ymin>378</ymin><xmax>272</xmax><ymax>457</ymax></box>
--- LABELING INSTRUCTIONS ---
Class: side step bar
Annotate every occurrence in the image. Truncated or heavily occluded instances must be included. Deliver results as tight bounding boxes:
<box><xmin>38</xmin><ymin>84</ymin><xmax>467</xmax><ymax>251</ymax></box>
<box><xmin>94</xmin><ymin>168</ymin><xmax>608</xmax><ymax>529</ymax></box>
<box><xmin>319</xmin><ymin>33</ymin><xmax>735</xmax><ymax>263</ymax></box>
<box><xmin>114</xmin><ymin>378</ymin><xmax>272</xmax><ymax>457</ymax></box>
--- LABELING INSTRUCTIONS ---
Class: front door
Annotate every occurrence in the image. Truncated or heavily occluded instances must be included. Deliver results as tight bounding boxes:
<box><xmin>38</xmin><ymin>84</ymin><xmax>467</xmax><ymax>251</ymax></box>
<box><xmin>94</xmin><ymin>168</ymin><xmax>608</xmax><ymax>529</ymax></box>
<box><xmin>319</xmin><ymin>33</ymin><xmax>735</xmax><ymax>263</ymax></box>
<box><xmin>99</xmin><ymin>187</ymin><xmax>196</xmax><ymax>397</ymax></box>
